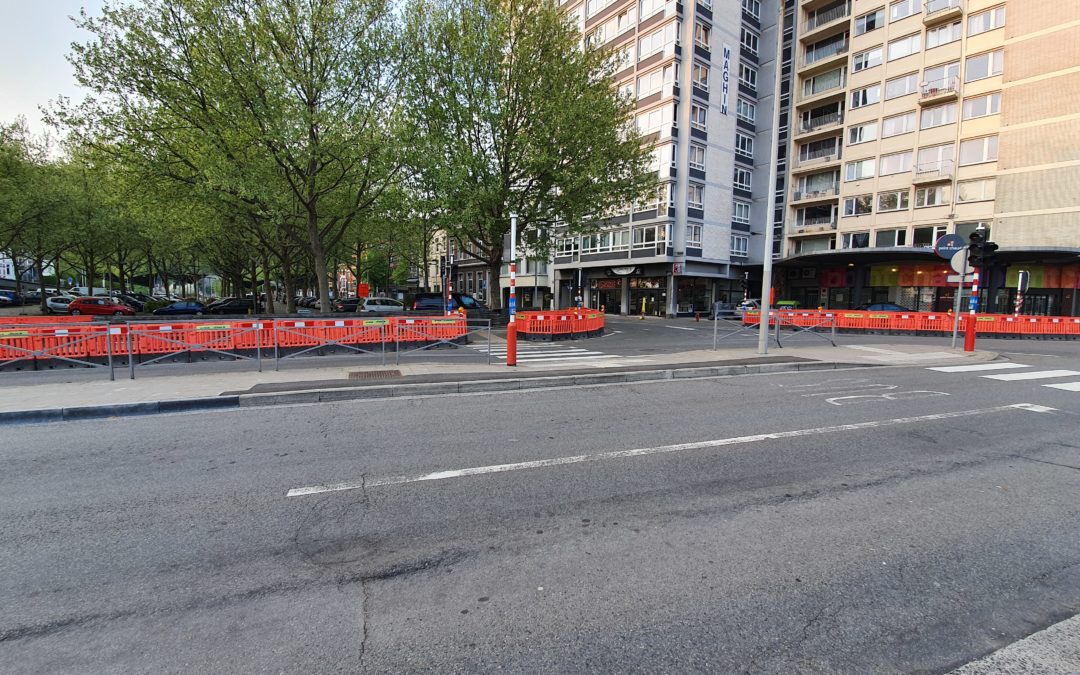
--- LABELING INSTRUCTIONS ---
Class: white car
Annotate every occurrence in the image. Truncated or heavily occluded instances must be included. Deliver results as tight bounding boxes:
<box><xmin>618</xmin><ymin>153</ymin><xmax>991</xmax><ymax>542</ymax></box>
<box><xmin>47</xmin><ymin>295</ymin><xmax>78</xmax><ymax>314</ymax></box>
<box><xmin>734</xmin><ymin>299</ymin><xmax>761</xmax><ymax>316</ymax></box>
<box><xmin>357</xmin><ymin>297</ymin><xmax>404</xmax><ymax>313</ymax></box>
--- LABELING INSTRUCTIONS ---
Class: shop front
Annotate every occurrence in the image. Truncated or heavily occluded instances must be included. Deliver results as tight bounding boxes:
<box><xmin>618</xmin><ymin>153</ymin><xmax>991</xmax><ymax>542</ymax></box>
<box><xmin>628</xmin><ymin>277</ymin><xmax>667</xmax><ymax>317</ymax></box>
<box><xmin>590</xmin><ymin>278</ymin><xmax>623</xmax><ymax>314</ymax></box>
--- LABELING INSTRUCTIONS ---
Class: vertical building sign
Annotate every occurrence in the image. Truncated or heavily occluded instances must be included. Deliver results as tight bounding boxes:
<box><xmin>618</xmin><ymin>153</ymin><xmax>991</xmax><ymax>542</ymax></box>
<box><xmin>721</xmin><ymin>44</ymin><xmax>732</xmax><ymax>115</ymax></box>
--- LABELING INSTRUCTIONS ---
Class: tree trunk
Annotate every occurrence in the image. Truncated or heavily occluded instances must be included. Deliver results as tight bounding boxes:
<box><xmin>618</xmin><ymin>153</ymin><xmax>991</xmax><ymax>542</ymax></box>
<box><xmin>36</xmin><ymin>258</ymin><xmax>47</xmax><ymax>314</ymax></box>
<box><xmin>261</xmin><ymin>252</ymin><xmax>275</xmax><ymax>315</ymax></box>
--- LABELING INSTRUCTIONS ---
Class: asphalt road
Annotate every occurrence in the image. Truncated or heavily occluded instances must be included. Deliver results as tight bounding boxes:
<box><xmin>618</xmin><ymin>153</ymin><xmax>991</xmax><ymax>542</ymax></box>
<box><xmin>2</xmin><ymin>355</ymin><xmax>1079</xmax><ymax>673</ymax></box>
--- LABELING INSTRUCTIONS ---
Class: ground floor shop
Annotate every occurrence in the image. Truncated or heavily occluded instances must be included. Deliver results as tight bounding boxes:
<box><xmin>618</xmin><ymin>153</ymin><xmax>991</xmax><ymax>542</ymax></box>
<box><xmin>555</xmin><ymin>265</ymin><xmax>751</xmax><ymax>317</ymax></box>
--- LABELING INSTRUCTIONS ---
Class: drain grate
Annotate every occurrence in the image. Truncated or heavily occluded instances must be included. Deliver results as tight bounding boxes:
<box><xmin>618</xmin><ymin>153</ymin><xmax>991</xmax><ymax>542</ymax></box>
<box><xmin>347</xmin><ymin>369</ymin><xmax>403</xmax><ymax>380</ymax></box>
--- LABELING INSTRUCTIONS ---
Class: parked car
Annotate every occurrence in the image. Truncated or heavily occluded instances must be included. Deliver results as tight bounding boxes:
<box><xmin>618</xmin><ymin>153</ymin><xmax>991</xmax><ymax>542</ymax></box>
<box><xmin>152</xmin><ymin>300</ymin><xmax>208</xmax><ymax>316</ymax></box>
<box><xmin>406</xmin><ymin>292</ymin><xmax>485</xmax><ymax>312</ymax></box>
<box><xmin>68</xmin><ymin>296</ymin><xmax>136</xmax><ymax>316</ymax></box>
<box><xmin>0</xmin><ymin>291</ymin><xmax>26</xmax><ymax>305</ymax></box>
<box><xmin>734</xmin><ymin>299</ymin><xmax>761</xmax><ymax>316</ymax></box>
<box><xmin>47</xmin><ymin>295</ymin><xmax>77</xmax><ymax>314</ymax></box>
<box><xmin>208</xmin><ymin>298</ymin><xmax>256</xmax><ymax>315</ymax></box>
<box><xmin>358</xmin><ymin>297</ymin><xmax>404</xmax><ymax>313</ymax></box>
<box><xmin>333</xmin><ymin>297</ymin><xmax>362</xmax><ymax>312</ymax></box>
<box><xmin>0</xmin><ymin>294</ymin><xmax>11</xmax><ymax>306</ymax></box>
<box><xmin>856</xmin><ymin>302</ymin><xmax>912</xmax><ymax>312</ymax></box>
<box><xmin>116</xmin><ymin>294</ymin><xmax>144</xmax><ymax>311</ymax></box>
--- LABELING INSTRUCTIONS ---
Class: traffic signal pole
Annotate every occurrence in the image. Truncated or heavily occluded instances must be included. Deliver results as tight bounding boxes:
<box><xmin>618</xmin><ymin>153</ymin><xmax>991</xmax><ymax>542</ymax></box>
<box><xmin>963</xmin><ymin>266</ymin><xmax>979</xmax><ymax>352</ymax></box>
<box><xmin>506</xmin><ymin>214</ymin><xmax>518</xmax><ymax>367</ymax></box>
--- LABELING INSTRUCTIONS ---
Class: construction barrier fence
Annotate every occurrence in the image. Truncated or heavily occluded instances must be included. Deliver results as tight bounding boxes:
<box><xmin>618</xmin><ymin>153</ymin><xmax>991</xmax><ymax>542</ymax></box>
<box><xmin>743</xmin><ymin>310</ymin><xmax>1080</xmax><ymax>338</ymax></box>
<box><xmin>516</xmin><ymin>310</ymin><xmax>605</xmax><ymax>341</ymax></box>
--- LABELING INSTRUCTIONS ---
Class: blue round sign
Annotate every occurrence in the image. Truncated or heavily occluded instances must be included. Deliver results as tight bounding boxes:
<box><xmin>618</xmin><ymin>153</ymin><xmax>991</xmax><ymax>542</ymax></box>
<box><xmin>934</xmin><ymin>234</ymin><xmax>966</xmax><ymax>260</ymax></box>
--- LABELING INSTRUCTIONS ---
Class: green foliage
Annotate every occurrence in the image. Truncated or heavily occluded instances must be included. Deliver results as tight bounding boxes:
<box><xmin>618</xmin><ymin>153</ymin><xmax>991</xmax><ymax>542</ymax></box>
<box><xmin>142</xmin><ymin>300</ymin><xmax>170</xmax><ymax>312</ymax></box>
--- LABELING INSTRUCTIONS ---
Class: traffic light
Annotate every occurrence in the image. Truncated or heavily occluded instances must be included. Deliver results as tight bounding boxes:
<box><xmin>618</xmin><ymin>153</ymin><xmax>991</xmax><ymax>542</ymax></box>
<box><xmin>438</xmin><ymin>256</ymin><xmax>446</xmax><ymax>277</ymax></box>
<box><xmin>968</xmin><ymin>231</ymin><xmax>999</xmax><ymax>268</ymax></box>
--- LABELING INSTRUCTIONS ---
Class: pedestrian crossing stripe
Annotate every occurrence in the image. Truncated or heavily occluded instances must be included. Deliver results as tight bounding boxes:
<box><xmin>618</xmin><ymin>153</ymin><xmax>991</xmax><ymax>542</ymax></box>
<box><xmin>1044</xmin><ymin>382</ymin><xmax>1080</xmax><ymax>392</ymax></box>
<box><xmin>927</xmin><ymin>362</ymin><xmax>1080</xmax><ymax>394</ymax></box>
<box><xmin>981</xmin><ymin>370</ymin><xmax>1080</xmax><ymax>381</ymax></box>
<box><xmin>927</xmin><ymin>363</ymin><xmax>1030</xmax><ymax>373</ymax></box>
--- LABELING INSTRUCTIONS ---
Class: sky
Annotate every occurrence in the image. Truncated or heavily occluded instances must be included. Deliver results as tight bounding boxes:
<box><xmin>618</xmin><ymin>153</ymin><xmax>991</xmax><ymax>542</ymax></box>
<box><xmin>0</xmin><ymin>0</ymin><xmax>106</xmax><ymax>138</ymax></box>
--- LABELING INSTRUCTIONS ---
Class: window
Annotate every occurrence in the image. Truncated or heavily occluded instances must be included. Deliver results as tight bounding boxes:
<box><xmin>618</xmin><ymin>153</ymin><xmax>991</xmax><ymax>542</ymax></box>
<box><xmin>690</xmin><ymin>103</ymin><xmax>707</xmax><ymax>131</ymax></box>
<box><xmin>853</xmin><ymin>47</ymin><xmax>883</xmax><ymax>72</ymax></box>
<box><xmin>888</xmin><ymin>33</ymin><xmax>921</xmax><ymax>61</ymax></box>
<box><xmin>741</xmin><ymin>0</ymin><xmax>760</xmax><ymax>19</ymax></box>
<box><xmin>965</xmin><ymin>50</ymin><xmax>1003</xmax><ymax>82</ymax></box>
<box><xmin>920</xmin><ymin>102</ymin><xmax>958</xmax><ymax>129</ymax></box>
<box><xmin>735</xmin><ymin>133</ymin><xmax>754</xmax><ymax>158</ymax></box>
<box><xmin>736</xmin><ymin>98</ymin><xmax>756</xmax><ymax>123</ymax></box>
<box><xmin>917</xmin><ymin>142</ymin><xmax>954</xmax><ymax>170</ymax></box>
<box><xmin>689</xmin><ymin>143</ymin><xmax>705</xmax><ymax>170</ymax></box>
<box><xmin>733</xmin><ymin>201</ymin><xmax>751</xmax><ymax>224</ymax></box>
<box><xmin>731</xmin><ymin>234</ymin><xmax>749</xmax><ymax>257</ymax></box>
<box><xmin>968</xmin><ymin>6</ymin><xmax>1005</xmax><ymax>36</ymax></box>
<box><xmin>848</xmin><ymin>121</ymin><xmax>878</xmax><ymax>145</ymax></box>
<box><xmin>609</xmin><ymin>43</ymin><xmax>634</xmax><ymax>72</ymax></box>
<box><xmin>855</xmin><ymin>8</ymin><xmax>885</xmax><ymax>35</ymax></box>
<box><xmin>639</xmin><ymin>0</ymin><xmax>667</xmax><ymax>20</ymax></box>
<box><xmin>692</xmin><ymin>62</ymin><xmax>709</xmax><ymax>90</ymax></box>
<box><xmin>875</xmin><ymin>229</ymin><xmax>907</xmax><ymax>247</ymax></box>
<box><xmin>739</xmin><ymin>63</ymin><xmax>758</xmax><ymax>90</ymax></box>
<box><xmin>924</xmin><ymin>61</ymin><xmax>960</xmax><ymax>88</ymax></box>
<box><xmin>842</xmin><ymin>232</ymin><xmax>871</xmax><ymax>249</ymax></box>
<box><xmin>879</xmin><ymin>150</ymin><xmax>913</xmax><ymax>176</ymax></box>
<box><xmin>882</xmin><ymin>111</ymin><xmax>917</xmax><ymax>137</ymax></box>
<box><xmin>638</xmin><ymin>22</ymin><xmax>679</xmax><ymax>60</ymax></box>
<box><xmin>843</xmin><ymin>194</ymin><xmax>873</xmax><ymax>216</ymax></box>
<box><xmin>587</xmin><ymin>0</ymin><xmax>616</xmax><ymax>18</ymax></box>
<box><xmin>687</xmin><ymin>183</ymin><xmax>704</xmax><ymax>209</ymax></box>
<box><xmin>915</xmin><ymin>185</ymin><xmax>951</xmax><ymax>207</ymax></box>
<box><xmin>877</xmin><ymin>189</ymin><xmax>910</xmax><ymax>212</ymax></box>
<box><xmin>963</xmin><ymin>92</ymin><xmax>1002</xmax><ymax>120</ymax></box>
<box><xmin>637</xmin><ymin>63</ymin><xmax>677</xmax><ymax>98</ymax></box>
<box><xmin>926</xmin><ymin>21</ymin><xmax>961</xmax><ymax>49</ymax></box>
<box><xmin>889</xmin><ymin>0</ymin><xmax>918</xmax><ymax>22</ymax></box>
<box><xmin>557</xmin><ymin>238</ymin><xmax>579</xmax><ymax>256</ymax></box>
<box><xmin>615</xmin><ymin>7</ymin><xmax>636</xmax><ymax>33</ymax></box>
<box><xmin>850</xmin><ymin>85</ymin><xmax>881</xmax><ymax>109</ymax></box>
<box><xmin>733</xmin><ymin>167</ymin><xmax>753</xmax><ymax>190</ymax></box>
<box><xmin>740</xmin><ymin>28</ymin><xmax>759</xmax><ymax>56</ymax></box>
<box><xmin>959</xmin><ymin>136</ymin><xmax>998</xmax><ymax>165</ymax></box>
<box><xmin>913</xmin><ymin>225</ymin><xmax>948</xmax><ymax>247</ymax></box>
<box><xmin>648</xmin><ymin>143</ymin><xmax>677</xmax><ymax>172</ymax></box>
<box><xmin>799</xmin><ymin>137</ymin><xmax>839</xmax><ymax>162</ymax></box>
<box><xmin>802</xmin><ymin>67</ymin><xmax>846</xmax><ymax>97</ymax></box>
<box><xmin>956</xmin><ymin>178</ymin><xmax>996</xmax><ymax>203</ymax></box>
<box><xmin>694</xmin><ymin>21</ymin><xmax>712</xmax><ymax>50</ymax></box>
<box><xmin>636</xmin><ymin>104</ymin><xmax>675</xmax><ymax>135</ymax></box>
<box><xmin>845</xmin><ymin>158</ymin><xmax>875</xmax><ymax>181</ymax></box>
<box><xmin>686</xmin><ymin>223</ymin><xmax>703</xmax><ymax>247</ymax></box>
<box><xmin>632</xmin><ymin>224</ymin><xmax>668</xmax><ymax>250</ymax></box>
<box><xmin>885</xmin><ymin>72</ymin><xmax>918</xmax><ymax>99</ymax></box>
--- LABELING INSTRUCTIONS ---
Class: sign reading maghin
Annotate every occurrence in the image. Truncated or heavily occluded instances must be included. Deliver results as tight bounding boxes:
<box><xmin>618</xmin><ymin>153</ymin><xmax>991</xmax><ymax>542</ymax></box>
<box><xmin>721</xmin><ymin>44</ymin><xmax>731</xmax><ymax>115</ymax></box>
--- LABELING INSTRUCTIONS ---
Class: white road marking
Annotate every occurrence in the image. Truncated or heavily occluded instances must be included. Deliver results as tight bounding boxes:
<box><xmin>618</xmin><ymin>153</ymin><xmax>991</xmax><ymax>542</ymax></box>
<box><xmin>285</xmin><ymin>403</ymin><xmax>1050</xmax><ymax>497</ymax></box>
<box><xmin>825</xmin><ymin>390</ymin><xmax>949</xmax><ymax>406</ymax></box>
<box><xmin>982</xmin><ymin>369</ymin><xmax>1080</xmax><ymax>381</ymax></box>
<box><xmin>843</xmin><ymin>345</ymin><xmax>906</xmax><ymax>355</ymax></box>
<box><xmin>1044</xmin><ymin>381</ymin><xmax>1080</xmax><ymax>392</ymax></box>
<box><xmin>665</xmin><ymin>325</ymin><xmax>697</xmax><ymax>331</ymax></box>
<box><xmin>928</xmin><ymin>363</ymin><xmax>1031</xmax><ymax>373</ymax></box>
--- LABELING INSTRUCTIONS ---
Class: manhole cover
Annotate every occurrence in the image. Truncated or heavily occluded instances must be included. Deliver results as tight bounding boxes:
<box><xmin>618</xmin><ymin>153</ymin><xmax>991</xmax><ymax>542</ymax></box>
<box><xmin>347</xmin><ymin>369</ymin><xmax>403</xmax><ymax>380</ymax></box>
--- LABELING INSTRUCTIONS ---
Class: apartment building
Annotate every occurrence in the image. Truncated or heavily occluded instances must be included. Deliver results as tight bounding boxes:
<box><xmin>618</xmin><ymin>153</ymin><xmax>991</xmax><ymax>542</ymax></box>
<box><xmin>780</xmin><ymin>0</ymin><xmax>1080</xmax><ymax>315</ymax></box>
<box><xmin>549</xmin><ymin>0</ymin><xmax>784</xmax><ymax>315</ymax></box>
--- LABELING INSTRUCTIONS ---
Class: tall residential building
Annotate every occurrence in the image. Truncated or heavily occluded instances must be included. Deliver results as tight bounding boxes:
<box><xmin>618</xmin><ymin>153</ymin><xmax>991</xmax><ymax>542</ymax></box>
<box><xmin>780</xmin><ymin>0</ymin><xmax>1080</xmax><ymax>315</ymax></box>
<box><xmin>552</xmin><ymin>0</ymin><xmax>785</xmax><ymax>315</ymax></box>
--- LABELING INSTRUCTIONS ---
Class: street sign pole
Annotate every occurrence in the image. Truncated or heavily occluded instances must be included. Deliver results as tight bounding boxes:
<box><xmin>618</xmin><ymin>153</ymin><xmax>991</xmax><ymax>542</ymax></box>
<box><xmin>506</xmin><ymin>214</ymin><xmax>518</xmax><ymax>367</ymax></box>
<box><xmin>1014</xmin><ymin>270</ymin><xmax>1030</xmax><ymax>316</ymax></box>
<box><xmin>950</xmin><ymin>249</ymin><xmax>968</xmax><ymax>349</ymax></box>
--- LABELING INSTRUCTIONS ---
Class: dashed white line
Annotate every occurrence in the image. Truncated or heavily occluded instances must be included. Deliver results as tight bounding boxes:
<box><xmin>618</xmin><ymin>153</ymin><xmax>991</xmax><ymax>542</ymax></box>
<box><xmin>928</xmin><ymin>363</ymin><xmax>1031</xmax><ymax>373</ymax></box>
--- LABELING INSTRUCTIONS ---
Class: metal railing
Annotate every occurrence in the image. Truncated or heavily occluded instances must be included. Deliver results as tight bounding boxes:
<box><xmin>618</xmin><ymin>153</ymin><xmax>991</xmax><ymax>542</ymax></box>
<box><xmin>920</xmin><ymin>76</ymin><xmax>960</xmax><ymax>100</ymax></box>
<box><xmin>805</xmin><ymin>2</ymin><xmax>851</xmax><ymax>31</ymax></box>
<box><xmin>799</xmin><ymin>111</ymin><xmax>844</xmax><ymax>133</ymax></box>
<box><xmin>793</xmin><ymin>183</ymin><xmax>840</xmax><ymax>201</ymax></box>
<box><xmin>797</xmin><ymin>147</ymin><xmax>841</xmax><ymax>166</ymax></box>
<box><xmin>913</xmin><ymin>159</ymin><xmax>955</xmax><ymax>181</ymax></box>
<box><xmin>925</xmin><ymin>0</ymin><xmax>961</xmax><ymax>15</ymax></box>
<box><xmin>795</xmin><ymin>216</ymin><xmax>838</xmax><ymax>230</ymax></box>
<box><xmin>801</xmin><ymin>39</ymin><xmax>849</xmax><ymax>67</ymax></box>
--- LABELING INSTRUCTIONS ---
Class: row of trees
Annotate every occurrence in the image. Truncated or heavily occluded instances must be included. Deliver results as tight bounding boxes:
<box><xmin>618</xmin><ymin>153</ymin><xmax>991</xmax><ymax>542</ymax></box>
<box><xmin>4</xmin><ymin>0</ymin><xmax>655</xmax><ymax>313</ymax></box>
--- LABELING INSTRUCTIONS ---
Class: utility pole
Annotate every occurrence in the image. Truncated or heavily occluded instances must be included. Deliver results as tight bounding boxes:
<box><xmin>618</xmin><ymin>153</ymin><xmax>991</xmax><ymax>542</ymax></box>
<box><xmin>507</xmin><ymin>214</ymin><xmax>518</xmax><ymax>366</ymax></box>
<box><xmin>757</xmin><ymin>0</ymin><xmax>785</xmax><ymax>355</ymax></box>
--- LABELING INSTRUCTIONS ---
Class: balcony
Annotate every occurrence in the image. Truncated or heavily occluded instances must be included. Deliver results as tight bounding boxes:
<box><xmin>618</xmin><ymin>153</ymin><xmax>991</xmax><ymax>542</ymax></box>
<box><xmin>793</xmin><ymin>148</ymin><xmax>842</xmax><ymax>172</ymax></box>
<box><xmin>923</xmin><ymin>0</ymin><xmax>963</xmax><ymax>26</ymax></box>
<box><xmin>798</xmin><ymin>79</ymin><xmax>847</xmax><ymax>104</ymax></box>
<box><xmin>919</xmin><ymin>76</ymin><xmax>960</xmax><ymax>105</ymax></box>
<box><xmin>800</xmin><ymin>39</ymin><xmax>849</xmax><ymax>70</ymax></box>
<box><xmin>792</xmin><ymin>183</ymin><xmax>840</xmax><ymax>202</ymax></box>
<box><xmin>802</xmin><ymin>2</ymin><xmax>851</xmax><ymax>40</ymax></box>
<box><xmin>912</xmin><ymin>160</ymin><xmax>955</xmax><ymax>184</ymax></box>
<box><xmin>796</xmin><ymin>111</ymin><xmax>844</xmax><ymax>137</ymax></box>
<box><xmin>791</xmin><ymin>216</ymin><xmax>838</xmax><ymax>233</ymax></box>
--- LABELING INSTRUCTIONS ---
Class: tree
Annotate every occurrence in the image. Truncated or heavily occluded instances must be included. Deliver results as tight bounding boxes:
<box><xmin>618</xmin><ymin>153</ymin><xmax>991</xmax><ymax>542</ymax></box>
<box><xmin>60</xmin><ymin>0</ymin><xmax>409</xmax><ymax>312</ymax></box>
<box><xmin>404</xmin><ymin>0</ymin><xmax>656</xmax><ymax>309</ymax></box>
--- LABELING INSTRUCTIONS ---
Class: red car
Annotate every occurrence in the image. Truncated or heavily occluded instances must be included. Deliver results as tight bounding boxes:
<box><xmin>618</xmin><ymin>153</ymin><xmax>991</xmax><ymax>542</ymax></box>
<box><xmin>68</xmin><ymin>297</ymin><xmax>136</xmax><ymax>316</ymax></box>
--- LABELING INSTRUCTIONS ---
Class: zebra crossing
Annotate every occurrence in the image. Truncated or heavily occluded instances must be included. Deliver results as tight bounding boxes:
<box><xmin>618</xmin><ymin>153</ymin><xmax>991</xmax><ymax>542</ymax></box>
<box><xmin>927</xmin><ymin>362</ymin><xmax>1080</xmax><ymax>393</ymax></box>
<box><xmin>472</xmin><ymin>341</ymin><xmax>651</xmax><ymax>369</ymax></box>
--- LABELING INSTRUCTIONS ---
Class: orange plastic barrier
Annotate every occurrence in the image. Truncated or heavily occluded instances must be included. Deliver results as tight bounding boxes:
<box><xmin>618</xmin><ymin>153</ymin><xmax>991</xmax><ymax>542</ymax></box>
<box><xmin>517</xmin><ymin>310</ymin><xmax>605</xmax><ymax>338</ymax></box>
<box><xmin>745</xmin><ymin>310</ymin><xmax>1080</xmax><ymax>336</ymax></box>
<box><xmin>0</xmin><ymin>315</ymin><xmax>95</xmax><ymax>325</ymax></box>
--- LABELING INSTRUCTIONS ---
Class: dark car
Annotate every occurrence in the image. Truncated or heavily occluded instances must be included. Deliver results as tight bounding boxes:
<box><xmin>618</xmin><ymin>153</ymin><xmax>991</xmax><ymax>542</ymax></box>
<box><xmin>153</xmin><ymin>300</ymin><xmax>208</xmax><ymax>316</ymax></box>
<box><xmin>407</xmin><ymin>292</ymin><xmax>485</xmax><ymax>312</ymax></box>
<box><xmin>116</xmin><ymin>294</ymin><xmax>144</xmax><ymax>311</ymax></box>
<box><xmin>333</xmin><ymin>297</ymin><xmax>362</xmax><ymax>312</ymax></box>
<box><xmin>208</xmin><ymin>298</ymin><xmax>256</xmax><ymax>315</ymax></box>
<box><xmin>856</xmin><ymin>302</ymin><xmax>912</xmax><ymax>312</ymax></box>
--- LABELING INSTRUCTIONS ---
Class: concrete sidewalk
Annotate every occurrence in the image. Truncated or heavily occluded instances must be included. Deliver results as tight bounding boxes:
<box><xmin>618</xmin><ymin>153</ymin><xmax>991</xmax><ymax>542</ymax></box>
<box><xmin>0</xmin><ymin>335</ymin><xmax>998</xmax><ymax>423</ymax></box>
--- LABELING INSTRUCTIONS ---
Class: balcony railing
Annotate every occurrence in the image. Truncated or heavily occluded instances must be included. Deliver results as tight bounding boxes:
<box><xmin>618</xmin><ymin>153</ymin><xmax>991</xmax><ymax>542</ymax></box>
<box><xmin>912</xmin><ymin>159</ymin><xmax>955</xmax><ymax>182</ymax></box>
<box><xmin>799</xmin><ymin>111</ymin><xmax>844</xmax><ymax>133</ymax></box>
<box><xmin>925</xmin><ymin>0</ymin><xmax>961</xmax><ymax>16</ymax></box>
<box><xmin>805</xmin><ymin>2</ymin><xmax>851</xmax><ymax>32</ymax></box>
<box><xmin>920</xmin><ymin>76</ymin><xmax>960</xmax><ymax>101</ymax></box>
<box><xmin>793</xmin><ymin>183</ymin><xmax>840</xmax><ymax>200</ymax></box>
<box><xmin>797</xmin><ymin>147</ymin><xmax>841</xmax><ymax>166</ymax></box>
<box><xmin>801</xmin><ymin>39</ymin><xmax>849</xmax><ymax>67</ymax></box>
<box><xmin>794</xmin><ymin>216</ymin><xmax>838</xmax><ymax>230</ymax></box>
